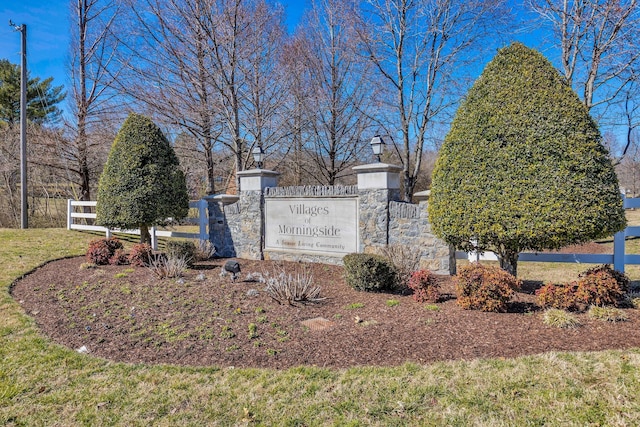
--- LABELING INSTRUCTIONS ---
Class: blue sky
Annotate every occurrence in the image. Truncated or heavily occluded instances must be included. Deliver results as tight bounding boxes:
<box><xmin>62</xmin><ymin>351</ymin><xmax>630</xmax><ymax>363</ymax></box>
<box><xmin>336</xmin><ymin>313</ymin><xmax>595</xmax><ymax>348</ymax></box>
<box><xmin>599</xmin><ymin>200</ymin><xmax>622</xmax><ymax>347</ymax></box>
<box><xmin>0</xmin><ymin>0</ymin><xmax>311</xmax><ymax>92</ymax></box>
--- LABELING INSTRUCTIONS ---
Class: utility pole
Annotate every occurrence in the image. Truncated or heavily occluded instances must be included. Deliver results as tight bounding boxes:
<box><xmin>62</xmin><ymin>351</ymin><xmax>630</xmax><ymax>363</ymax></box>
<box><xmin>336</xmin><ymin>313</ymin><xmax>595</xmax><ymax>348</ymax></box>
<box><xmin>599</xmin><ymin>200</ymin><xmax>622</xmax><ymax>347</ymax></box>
<box><xmin>10</xmin><ymin>21</ymin><xmax>28</xmax><ymax>229</ymax></box>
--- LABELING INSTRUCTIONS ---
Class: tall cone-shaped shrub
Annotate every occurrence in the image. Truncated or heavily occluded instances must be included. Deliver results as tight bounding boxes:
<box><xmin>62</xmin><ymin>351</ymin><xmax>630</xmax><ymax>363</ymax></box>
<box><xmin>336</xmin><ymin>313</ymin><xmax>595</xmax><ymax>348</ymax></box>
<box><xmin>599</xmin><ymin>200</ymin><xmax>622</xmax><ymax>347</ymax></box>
<box><xmin>97</xmin><ymin>113</ymin><xmax>189</xmax><ymax>244</ymax></box>
<box><xmin>428</xmin><ymin>43</ymin><xmax>625</xmax><ymax>276</ymax></box>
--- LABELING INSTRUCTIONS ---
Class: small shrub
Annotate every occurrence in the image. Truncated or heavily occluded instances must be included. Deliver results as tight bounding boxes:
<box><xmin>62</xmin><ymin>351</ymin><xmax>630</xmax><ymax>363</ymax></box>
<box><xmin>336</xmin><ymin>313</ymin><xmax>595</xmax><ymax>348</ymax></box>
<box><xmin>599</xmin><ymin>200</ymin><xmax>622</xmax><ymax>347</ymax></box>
<box><xmin>576</xmin><ymin>265</ymin><xmax>629</xmax><ymax>307</ymax></box>
<box><xmin>129</xmin><ymin>243</ymin><xmax>153</xmax><ymax>267</ymax></box>
<box><xmin>587</xmin><ymin>306</ymin><xmax>628</xmax><ymax>322</ymax></box>
<box><xmin>148</xmin><ymin>254</ymin><xmax>188</xmax><ymax>279</ymax></box>
<box><xmin>86</xmin><ymin>237</ymin><xmax>123</xmax><ymax>265</ymax></box>
<box><xmin>165</xmin><ymin>240</ymin><xmax>196</xmax><ymax>266</ymax></box>
<box><xmin>257</xmin><ymin>265</ymin><xmax>324</xmax><ymax>306</ymax></box>
<box><xmin>380</xmin><ymin>244</ymin><xmax>421</xmax><ymax>288</ymax></box>
<box><xmin>537</xmin><ymin>266</ymin><xmax>630</xmax><ymax>311</ymax></box>
<box><xmin>343</xmin><ymin>253</ymin><xmax>398</xmax><ymax>292</ymax></box>
<box><xmin>454</xmin><ymin>263</ymin><xmax>521</xmax><ymax>312</ymax></box>
<box><xmin>542</xmin><ymin>308</ymin><xmax>581</xmax><ymax>328</ymax></box>
<box><xmin>109</xmin><ymin>248</ymin><xmax>129</xmax><ymax>266</ymax></box>
<box><xmin>408</xmin><ymin>269</ymin><xmax>440</xmax><ymax>303</ymax></box>
<box><xmin>627</xmin><ymin>292</ymin><xmax>640</xmax><ymax>309</ymax></box>
<box><xmin>536</xmin><ymin>282</ymin><xmax>580</xmax><ymax>311</ymax></box>
<box><xmin>195</xmin><ymin>239</ymin><xmax>217</xmax><ymax>261</ymax></box>
<box><xmin>386</xmin><ymin>299</ymin><xmax>400</xmax><ymax>307</ymax></box>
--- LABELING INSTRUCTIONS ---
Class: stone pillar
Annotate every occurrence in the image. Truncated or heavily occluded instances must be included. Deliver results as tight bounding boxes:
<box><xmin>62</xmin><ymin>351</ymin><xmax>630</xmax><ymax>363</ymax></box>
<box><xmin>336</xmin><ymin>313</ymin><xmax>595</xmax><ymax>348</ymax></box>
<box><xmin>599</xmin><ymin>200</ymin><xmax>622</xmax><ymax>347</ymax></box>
<box><xmin>233</xmin><ymin>169</ymin><xmax>280</xmax><ymax>260</ymax></box>
<box><xmin>206</xmin><ymin>194</ymin><xmax>239</xmax><ymax>258</ymax></box>
<box><xmin>353</xmin><ymin>163</ymin><xmax>402</xmax><ymax>253</ymax></box>
<box><xmin>414</xmin><ymin>190</ymin><xmax>452</xmax><ymax>275</ymax></box>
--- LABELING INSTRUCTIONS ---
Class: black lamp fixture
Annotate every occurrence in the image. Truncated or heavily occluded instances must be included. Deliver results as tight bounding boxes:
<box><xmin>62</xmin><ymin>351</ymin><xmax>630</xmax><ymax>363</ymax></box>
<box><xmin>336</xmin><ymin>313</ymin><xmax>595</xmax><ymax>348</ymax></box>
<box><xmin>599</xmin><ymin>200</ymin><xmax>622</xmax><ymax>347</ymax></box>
<box><xmin>370</xmin><ymin>135</ymin><xmax>385</xmax><ymax>162</ymax></box>
<box><xmin>252</xmin><ymin>145</ymin><xmax>264</xmax><ymax>169</ymax></box>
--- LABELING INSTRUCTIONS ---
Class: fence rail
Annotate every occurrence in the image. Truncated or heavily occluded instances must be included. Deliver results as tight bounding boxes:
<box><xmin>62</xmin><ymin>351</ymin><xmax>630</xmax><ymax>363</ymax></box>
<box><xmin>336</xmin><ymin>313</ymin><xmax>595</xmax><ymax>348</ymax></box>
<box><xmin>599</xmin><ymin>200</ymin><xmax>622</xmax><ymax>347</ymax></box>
<box><xmin>460</xmin><ymin>195</ymin><xmax>640</xmax><ymax>273</ymax></box>
<box><xmin>67</xmin><ymin>199</ymin><xmax>209</xmax><ymax>250</ymax></box>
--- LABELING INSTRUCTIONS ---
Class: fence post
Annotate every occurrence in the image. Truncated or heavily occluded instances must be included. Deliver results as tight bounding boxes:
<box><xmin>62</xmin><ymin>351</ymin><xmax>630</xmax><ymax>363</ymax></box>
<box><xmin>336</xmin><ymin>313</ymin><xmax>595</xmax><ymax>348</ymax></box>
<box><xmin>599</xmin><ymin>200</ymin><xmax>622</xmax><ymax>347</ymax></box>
<box><xmin>67</xmin><ymin>199</ymin><xmax>73</xmax><ymax>230</ymax></box>
<box><xmin>198</xmin><ymin>199</ymin><xmax>208</xmax><ymax>241</ymax></box>
<box><xmin>151</xmin><ymin>226</ymin><xmax>157</xmax><ymax>251</ymax></box>
<box><xmin>613</xmin><ymin>230</ymin><xmax>626</xmax><ymax>273</ymax></box>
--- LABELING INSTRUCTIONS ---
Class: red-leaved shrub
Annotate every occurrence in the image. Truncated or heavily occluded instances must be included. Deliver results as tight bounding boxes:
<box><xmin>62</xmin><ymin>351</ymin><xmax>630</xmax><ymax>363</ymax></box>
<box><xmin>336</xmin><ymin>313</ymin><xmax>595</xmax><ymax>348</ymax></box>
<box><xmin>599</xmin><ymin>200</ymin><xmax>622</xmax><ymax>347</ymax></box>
<box><xmin>86</xmin><ymin>237</ymin><xmax>123</xmax><ymax>265</ymax></box>
<box><xmin>575</xmin><ymin>265</ymin><xmax>629</xmax><ymax>307</ymax></box>
<box><xmin>129</xmin><ymin>243</ymin><xmax>153</xmax><ymax>266</ymax></box>
<box><xmin>535</xmin><ymin>282</ymin><xmax>580</xmax><ymax>310</ymax></box>
<box><xmin>109</xmin><ymin>248</ymin><xmax>129</xmax><ymax>266</ymax></box>
<box><xmin>536</xmin><ymin>265</ymin><xmax>629</xmax><ymax>311</ymax></box>
<box><xmin>454</xmin><ymin>263</ymin><xmax>521</xmax><ymax>312</ymax></box>
<box><xmin>408</xmin><ymin>269</ymin><xmax>440</xmax><ymax>303</ymax></box>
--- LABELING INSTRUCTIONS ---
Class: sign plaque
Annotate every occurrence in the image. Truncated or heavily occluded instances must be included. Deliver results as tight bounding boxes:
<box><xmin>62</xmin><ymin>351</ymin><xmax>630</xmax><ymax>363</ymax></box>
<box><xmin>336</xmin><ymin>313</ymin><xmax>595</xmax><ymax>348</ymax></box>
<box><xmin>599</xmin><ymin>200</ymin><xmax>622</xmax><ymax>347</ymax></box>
<box><xmin>264</xmin><ymin>198</ymin><xmax>358</xmax><ymax>255</ymax></box>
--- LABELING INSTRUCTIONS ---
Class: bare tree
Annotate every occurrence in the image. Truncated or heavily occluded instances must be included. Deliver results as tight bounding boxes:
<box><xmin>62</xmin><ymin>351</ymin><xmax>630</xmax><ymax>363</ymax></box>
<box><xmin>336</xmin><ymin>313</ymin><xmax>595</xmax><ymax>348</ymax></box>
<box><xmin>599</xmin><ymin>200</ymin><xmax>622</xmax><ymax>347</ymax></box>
<box><xmin>279</xmin><ymin>36</ymin><xmax>313</xmax><ymax>185</ymax></box>
<box><xmin>197</xmin><ymin>0</ymin><xmax>288</xmax><ymax>187</ymax></box>
<box><xmin>117</xmin><ymin>0</ymin><xmax>225</xmax><ymax>194</ymax></box>
<box><xmin>65</xmin><ymin>0</ymin><xmax>123</xmax><ymax>202</ymax></box>
<box><xmin>355</xmin><ymin>0</ymin><xmax>507</xmax><ymax>201</ymax></box>
<box><xmin>529</xmin><ymin>0</ymin><xmax>640</xmax><ymax>111</ymax></box>
<box><xmin>119</xmin><ymin>0</ymin><xmax>288</xmax><ymax>192</ymax></box>
<box><xmin>242</xmin><ymin>1</ymin><xmax>287</xmax><ymax>152</ymax></box>
<box><xmin>617</xmin><ymin>129</ymin><xmax>640</xmax><ymax>195</ymax></box>
<box><xmin>287</xmin><ymin>0</ymin><xmax>376</xmax><ymax>185</ymax></box>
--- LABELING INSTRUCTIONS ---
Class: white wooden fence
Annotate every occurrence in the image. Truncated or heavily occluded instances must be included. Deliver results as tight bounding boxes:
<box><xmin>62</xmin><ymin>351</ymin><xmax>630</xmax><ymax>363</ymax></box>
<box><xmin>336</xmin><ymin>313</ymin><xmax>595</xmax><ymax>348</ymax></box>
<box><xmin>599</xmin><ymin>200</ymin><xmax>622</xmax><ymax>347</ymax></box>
<box><xmin>461</xmin><ymin>195</ymin><xmax>640</xmax><ymax>273</ymax></box>
<box><xmin>67</xmin><ymin>199</ymin><xmax>209</xmax><ymax>250</ymax></box>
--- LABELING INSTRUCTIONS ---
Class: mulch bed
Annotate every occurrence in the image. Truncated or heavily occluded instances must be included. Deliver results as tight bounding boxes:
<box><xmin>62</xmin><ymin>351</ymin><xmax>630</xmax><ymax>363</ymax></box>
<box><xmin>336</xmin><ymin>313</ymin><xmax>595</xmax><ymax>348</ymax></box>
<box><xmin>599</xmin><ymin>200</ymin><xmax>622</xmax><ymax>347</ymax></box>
<box><xmin>10</xmin><ymin>256</ymin><xmax>640</xmax><ymax>369</ymax></box>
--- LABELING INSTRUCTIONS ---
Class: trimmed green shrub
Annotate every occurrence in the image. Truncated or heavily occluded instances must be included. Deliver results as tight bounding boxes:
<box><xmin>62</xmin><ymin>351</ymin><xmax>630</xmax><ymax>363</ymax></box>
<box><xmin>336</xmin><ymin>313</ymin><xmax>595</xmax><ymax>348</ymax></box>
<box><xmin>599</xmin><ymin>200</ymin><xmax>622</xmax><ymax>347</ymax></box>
<box><xmin>429</xmin><ymin>42</ymin><xmax>626</xmax><ymax>276</ymax></box>
<box><xmin>96</xmin><ymin>113</ymin><xmax>189</xmax><ymax>245</ymax></box>
<box><xmin>343</xmin><ymin>253</ymin><xmax>398</xmax><ymax>292</ymax></box>
<box><xmin>165</xmin><ymin>240</ymin><xmax>196</xmax><ymax>267</ymax></box>
<box><xmin>455</xmin><ymin>263</ymin><xmax>521</xmax><ymax>312</ymax></box>
<box><xmin>129</xmin><ymin>243</ymin><xmax>153</xmax><ymax>267</ymax></box>
<box><xmin>86</xmin><ymin>237</ymin><xmax>123</xmax><ymax>265</ymax></box>
<box><xmin>408</xmin><ymin>269</ymin><xmax>440</xmax><ymax>303</ymax></box>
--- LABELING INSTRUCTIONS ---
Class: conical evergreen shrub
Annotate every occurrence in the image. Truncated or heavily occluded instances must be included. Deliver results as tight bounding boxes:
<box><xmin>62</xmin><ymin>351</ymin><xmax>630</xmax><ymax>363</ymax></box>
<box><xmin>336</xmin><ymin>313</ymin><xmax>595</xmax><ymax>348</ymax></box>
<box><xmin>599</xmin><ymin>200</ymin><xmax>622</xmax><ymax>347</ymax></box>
<box><xmin>428</xmin><ymin>43</ymin><xmax>626</xmax><ymax>275</ymax></box>
<box><xmin>96</xmin><ymin>113</ymin><xmax>189</xmax><ymax>243</ymax></box>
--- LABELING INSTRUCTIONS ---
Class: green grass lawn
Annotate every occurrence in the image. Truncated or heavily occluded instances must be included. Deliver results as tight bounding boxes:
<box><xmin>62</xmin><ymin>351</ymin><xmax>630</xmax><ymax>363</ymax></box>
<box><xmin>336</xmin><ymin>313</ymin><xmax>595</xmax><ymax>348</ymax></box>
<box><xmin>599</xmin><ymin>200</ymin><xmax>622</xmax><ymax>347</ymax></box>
<box><xmin>3</xmin><ymin>229</ymin><xmax>640</xmax><ymax>425</ymax></box>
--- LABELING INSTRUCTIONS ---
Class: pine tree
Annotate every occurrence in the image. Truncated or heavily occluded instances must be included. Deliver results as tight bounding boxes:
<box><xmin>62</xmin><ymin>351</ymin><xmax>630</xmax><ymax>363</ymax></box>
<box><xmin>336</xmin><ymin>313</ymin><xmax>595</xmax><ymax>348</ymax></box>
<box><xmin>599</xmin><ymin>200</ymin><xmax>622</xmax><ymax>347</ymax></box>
<box><xmin>96</xmin><ymin>113</ymin><xmax>189</xmax><ymax>244</ymax></box>
<box><xmin>0</xmin><ymin>59</ymin><xmax>65</xmax><ymax>126</ymax></box>
<box><xmin>428</xmin><ymin>43</ymin><xmax>626</xmax><ymax>276</ymax></box>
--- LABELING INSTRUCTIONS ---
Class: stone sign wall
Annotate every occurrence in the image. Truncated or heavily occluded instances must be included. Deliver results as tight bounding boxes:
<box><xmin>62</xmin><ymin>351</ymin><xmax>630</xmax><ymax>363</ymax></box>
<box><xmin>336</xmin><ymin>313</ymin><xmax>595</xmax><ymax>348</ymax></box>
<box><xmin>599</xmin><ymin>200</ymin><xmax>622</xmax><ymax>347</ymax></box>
<box><xmin>208</xmin><ymin>164</ymin><xmax>451</xmax><ymax>274</ymax></box>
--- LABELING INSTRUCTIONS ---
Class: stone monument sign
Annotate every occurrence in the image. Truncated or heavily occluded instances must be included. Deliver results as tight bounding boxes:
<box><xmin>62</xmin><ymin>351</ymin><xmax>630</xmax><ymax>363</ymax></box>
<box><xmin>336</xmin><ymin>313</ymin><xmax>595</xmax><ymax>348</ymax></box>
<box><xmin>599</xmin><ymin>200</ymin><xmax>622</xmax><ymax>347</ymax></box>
<box><xmin>264</xmin><ymin>197</ymin><xmax>358</xmax><ymax>255</ymax></box>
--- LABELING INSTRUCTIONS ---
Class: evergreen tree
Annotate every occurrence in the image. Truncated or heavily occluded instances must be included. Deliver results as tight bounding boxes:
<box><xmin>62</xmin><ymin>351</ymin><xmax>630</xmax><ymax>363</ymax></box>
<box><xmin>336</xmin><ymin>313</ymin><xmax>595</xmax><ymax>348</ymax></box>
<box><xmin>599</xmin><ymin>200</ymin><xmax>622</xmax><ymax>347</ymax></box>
<box><xmin>96</xmin><ymin>113</ymin><xmax>189</xmax><ymax>244</ymax></box>
<box><xmin>0</xmin><ymin>59</ymin><xmax>65</xmax><ymax>126</ymax></box>
<box><xmin>428</xmin><ymin>43</ymin><xmax>626</xmax><ymax>276</ymax></box>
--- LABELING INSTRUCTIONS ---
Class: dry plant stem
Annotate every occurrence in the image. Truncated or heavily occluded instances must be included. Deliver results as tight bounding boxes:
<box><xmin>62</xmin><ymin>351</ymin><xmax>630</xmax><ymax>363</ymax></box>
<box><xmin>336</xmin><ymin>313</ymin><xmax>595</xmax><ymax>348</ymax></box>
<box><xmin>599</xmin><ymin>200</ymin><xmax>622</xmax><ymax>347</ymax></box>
<box><xmin>260</xmin><ymin>264</ymin><xmax>324</xmax><ymax>305</ymax></box>
<box><xmin>381</xmin><ymin>244</ymin><xmax>421</xmax><ymax>287</ymax></box>
<box><xmin>148</xmin><ymin>254</ymin><xmax>188</xmax><ymax>279</ymax></box>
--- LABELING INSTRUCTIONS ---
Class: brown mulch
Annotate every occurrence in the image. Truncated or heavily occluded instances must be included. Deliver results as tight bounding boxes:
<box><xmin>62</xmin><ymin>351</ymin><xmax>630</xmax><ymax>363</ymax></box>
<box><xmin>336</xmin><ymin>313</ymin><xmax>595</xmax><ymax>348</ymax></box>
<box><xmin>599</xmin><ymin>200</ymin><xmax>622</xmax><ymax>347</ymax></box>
<box><xmin>10</xmin><ymin>256</ymin><xmax>640</xmax><ymax>369</ymax></box>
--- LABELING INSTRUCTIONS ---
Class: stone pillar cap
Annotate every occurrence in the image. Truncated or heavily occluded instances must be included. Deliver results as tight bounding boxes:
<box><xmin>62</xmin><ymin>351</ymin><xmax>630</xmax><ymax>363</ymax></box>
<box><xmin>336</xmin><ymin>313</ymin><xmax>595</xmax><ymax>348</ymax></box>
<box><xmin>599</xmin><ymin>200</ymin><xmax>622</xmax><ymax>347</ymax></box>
<box><xmin>352</xmin><ymin>163</ymin><xmax>402</xmax><ymax>173</ymax></box>
<box><xmin>413</xmin><ymin>190</ymin><xmax>431</xmax><ymax>202</ymax></box>
<box><xmin>237</xmin><ymin>169</ymin><xmax>280</xmax><ymax>178</ymax></box>
<box><xmin>212</xmin><ymin>194</ymin><xmax>240</xmax><ymax>205</ymax></box>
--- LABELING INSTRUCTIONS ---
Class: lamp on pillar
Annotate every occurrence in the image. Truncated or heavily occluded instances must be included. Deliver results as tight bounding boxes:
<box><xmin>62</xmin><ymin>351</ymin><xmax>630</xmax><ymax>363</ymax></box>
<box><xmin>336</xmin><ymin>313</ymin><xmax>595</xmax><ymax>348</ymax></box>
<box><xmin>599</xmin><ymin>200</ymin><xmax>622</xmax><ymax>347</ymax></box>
<box><xmin>252</xmin><ymin>145</ymin><xmax>264</xmax><ymax>169</ymax></box>
<box><xmin>370</xmin><ymin>135</ymin><xmax>385</xmax><ymax>163</ymax></box>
